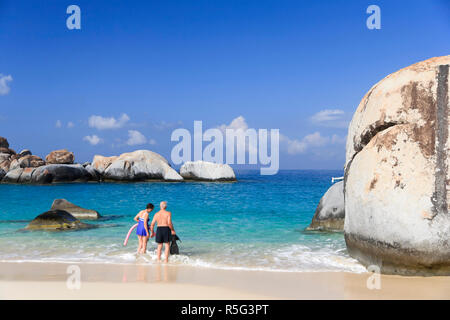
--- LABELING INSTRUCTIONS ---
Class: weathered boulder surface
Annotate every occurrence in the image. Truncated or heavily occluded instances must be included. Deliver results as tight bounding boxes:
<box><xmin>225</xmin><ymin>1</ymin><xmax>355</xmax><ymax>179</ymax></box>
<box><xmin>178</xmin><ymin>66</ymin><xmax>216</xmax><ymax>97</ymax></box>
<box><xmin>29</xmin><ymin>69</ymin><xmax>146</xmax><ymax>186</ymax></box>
<box><xmin>18</xmin><ymin>149</ymin><xmax>32</xmax><ymax>157</ymax></box>
<box><xmin>0</xmin><ymin>169</ymin><xmax>5</xmax><ymax>180</ymax></box>
<box><xmin>45</xmin><ymin>149</ymin><xmax>74</xmax><ymax>164</ymax></box>
<box><xmin>50</xmin><ymin>199</ymin><xmax>101</xmax><ymax>219</ymax></box>
<box><xmin>306</xmin><ymin>181</ymin><xmax>344</xmax><ymax>231</ymax></box>
<box><xmin>32</xmin><ymin>164</ymin><xmax>92</xmax><ymax>184</ymax></box>
<box><xmin>0</xmin><ymin>155</ymin><xmax>10</xmax><ymax>172</ymax></box>
<box><xmin>0</xmin><ymin>137</ymin><xmax>9</xmax><ymax>148</ymax></box>
<box><xmin>0</xmin><ymin>147</ymin><xmax>15</xmax><ymax>155</ymax></box>
<box><xmin>102</xmin><ymin>150</ymin><xmax>183</xmax><ymax>181</ymax></box>
<box><xmin>92</xmin><ymin>155</ymin><xmax>117</xmax><ymax>174</ymax></box>
<box><xmin>17</xmin><ymin>155</ymin><xmax>45</xmax><ymax>168</ymax></box>
<box><xmin>18</xmin><ymin>167</ymin><xmax>35</xmax><ymax>183</ymax></box>
<box><xmin>2</xmin><ymin>168</ymin><xmax>24</xmax><ymax>183</ymax></box>
<box><xmin>25</xmin><ymin>210</ymin><xmax>92</xmax><ymax>230</ymax></box>
<box><xmin>344</xmin><ymin>56</ymin><xmax>450</xmax><ymax>275</ymax></box>
<box><xmin>84</xmin><ymin>164</ymin><xmax>101</xmax><ymax>181</ymax></box>
<box><xmin>180</xmin><ymin>161</ymin><xmax>236</xmax><ymax>181</ymax></box>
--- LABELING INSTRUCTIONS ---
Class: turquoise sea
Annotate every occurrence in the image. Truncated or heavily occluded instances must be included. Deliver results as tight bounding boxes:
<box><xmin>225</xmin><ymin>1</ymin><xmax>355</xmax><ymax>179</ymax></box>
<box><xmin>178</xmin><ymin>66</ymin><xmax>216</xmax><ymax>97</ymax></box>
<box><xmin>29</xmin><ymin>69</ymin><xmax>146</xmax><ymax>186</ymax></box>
<box><xmin>0</xmin><ymin>170</ymin><xmax>366</xmax><ymax>273</ymax></box>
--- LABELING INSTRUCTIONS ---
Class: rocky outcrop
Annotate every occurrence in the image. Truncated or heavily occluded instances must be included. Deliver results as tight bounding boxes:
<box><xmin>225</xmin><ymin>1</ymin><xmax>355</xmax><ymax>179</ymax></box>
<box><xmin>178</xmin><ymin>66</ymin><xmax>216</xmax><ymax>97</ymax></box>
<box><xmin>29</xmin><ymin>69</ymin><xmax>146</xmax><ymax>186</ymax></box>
<box><xmin>1</xmin><ymin>164</ymin><xmax>93</xmax><ymax>184</ymax></box>
<box><xmin>45</xmin><ymin>149</ymin><xmax>74</xmax><ymax>164</ymax></box>
<box><xmin>0</xmin><ymin>137</ymin><xmax>235</xmax><ymax>184</ymax></box>
<box><xmin>92</xmin><ymin>155</ymin><xmax>117</xmax><ymax>175</ymax></box>
<box><xmin>306</xmin><ymin>181</ymin><xmax>344</xmax><ymax>231</ymax></box>
<box><xmin>180</xmin><ymin>161</ymin><xmax>236</xmax><ymax>181</ymax></box>
<box><xmin>25</xmin><ymin>210</ymin><xmax>91</xmax><ymax>230</ymax></box>
<box><xmin>50</xmin><ymin>199</ymin><xmax>101</xmax><ymax>219</ymax></box>
<box><xmin>103</xmin><ymin>150</ymin><xmax>183</xmax><ymax>181</ymax></box>
<box><xmin>0</xmin><ymin>169</ymin><xmax>5</xmax><ymax>180</ymax></box>
<box><xmin>344</xmin><ymin>56</ymin><xmax>450</xmax><ymax>275</ymax></box>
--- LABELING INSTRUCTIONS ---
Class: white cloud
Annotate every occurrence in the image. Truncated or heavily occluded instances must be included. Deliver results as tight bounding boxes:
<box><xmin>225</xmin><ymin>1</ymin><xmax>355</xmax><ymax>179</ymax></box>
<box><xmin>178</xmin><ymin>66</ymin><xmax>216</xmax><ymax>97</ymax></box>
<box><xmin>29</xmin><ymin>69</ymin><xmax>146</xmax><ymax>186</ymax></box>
<box><xmin>127</xmin><ymin>130</ymin><xmax>147</xmax><ymax>146</ymax></box>
<box><xmin>310</xmin><ymin>109</ymin><xmax>349</xmax><ymax>128</ymax></box>
<box><xmin>83</xmin><ymin>135</ymin><xmax>103</xmax><ymax>145</ymax></box>
<box><xmin>217</xmin><ymin>116</ymin><xmax>258</xmax><ymax>155</ymax></box>
<box><xmin>0</xmin><ymin>74</ymin><xmax>13</xmax><ymax>95</ymax></box>
<box><xmin>218</xmin><ymin>115</ymin><xmax>248</xmax><ymax>132</ymax></box>
<box><xmin>149</xmin><ymin>138</ymin><xmax>157</xmax><ymax>145</ymax></box>
<box><xmin>88</xmin><ymin>113</ymin><xmax>130</xmax><ymax>130</ymax></box>
<box><xmin>281</xmin><ymin>132</ymin><xmax>345</xmax><ymax>155</ymax></box>
<box><xmin>67</xmin><ymin>121</ymin><xmax>75</xmax><ymax>128</ymax></box>
<box><xmin>55</xmin><ymin>120</ymin><xmax>62</xmax><ymax>128</ymax></box>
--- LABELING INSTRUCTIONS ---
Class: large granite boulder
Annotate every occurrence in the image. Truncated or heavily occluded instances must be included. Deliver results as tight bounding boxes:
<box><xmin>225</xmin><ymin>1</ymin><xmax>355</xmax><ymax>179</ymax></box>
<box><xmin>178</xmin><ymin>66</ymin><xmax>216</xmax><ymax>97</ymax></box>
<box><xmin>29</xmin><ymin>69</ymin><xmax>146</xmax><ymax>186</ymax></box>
<box><xmin>0</xmin><ymin>137</ymin><xmax>8</xmax><ymax>148</ymax></box>
<box><xmin>0</xmin><ymin>169</ymin><xmax>5</xmax><ymax>181</ymax></box>
<box><xmin>306</xmin><ymin>181</ymin><xmax>344</xmax><ymax>231</ymax></box>
<box><xmin>180</xmin><ymin>161</ymin><xmax>236</xmax><ymax>181</ymax></box>
<box><xmin>51</xmin><ymin>199</ymin><xmax>101</xmax><ymax>219</ymax></box>
<box><xmin>102</xmin><ymin>150</ymin><xmax>183</xmax><ymax>181</ymax></box>
<box><xmin>45</xmin><ymin>149</ymin><xmax>74</xmax><ymax>164</ymax></box>
<box><xmin>17</xmin><ymin>155</ymin><xmax>45</xmax><ymax>168</ymax></box>
<box><xmin>25</xmin><ymin>210</ymin><xmax>91</xmax><ymax>230</ymax></box>
<box><xmin>31</xmin><ymin>164</ymin><xmax>92</xmax><ymax>184</ymax></box>
<box><xmin>2</xmin><ymin>168</ymin><xmax>24</xmax><ymax>183</ymax></box>
<box><xmin>92</xmin><ymin>155</ymin><xmax>117</xmax><ymax>175</ymax></box>
<box><xmin>344</xmin><ymin>56</ymin><xmax>450</xmax><ymax>275</ymax></box>
<box><xmin>17</xmin><ymin>167</ymin><xmax>35</xmax><ymax>183</ymax></box>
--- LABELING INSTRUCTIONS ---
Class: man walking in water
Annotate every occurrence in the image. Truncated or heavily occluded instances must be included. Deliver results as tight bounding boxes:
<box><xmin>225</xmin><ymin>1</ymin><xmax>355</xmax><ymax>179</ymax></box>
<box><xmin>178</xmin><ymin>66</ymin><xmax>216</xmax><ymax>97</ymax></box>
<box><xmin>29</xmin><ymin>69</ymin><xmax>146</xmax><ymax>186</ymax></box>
<box><xmin>150</xmin><ymin>201</ymin><xmax>176</xmax><ymax>263</ymax></box>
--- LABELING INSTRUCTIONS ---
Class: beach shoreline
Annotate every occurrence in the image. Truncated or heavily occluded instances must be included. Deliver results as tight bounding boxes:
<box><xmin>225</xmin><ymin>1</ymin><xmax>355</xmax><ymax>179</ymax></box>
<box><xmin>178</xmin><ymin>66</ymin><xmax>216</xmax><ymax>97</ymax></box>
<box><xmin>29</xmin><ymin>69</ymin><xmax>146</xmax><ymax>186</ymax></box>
<box><xmin>0</xmin><ymin>261</ymin><xmax>449</xmax><ymax>300</ymax></box>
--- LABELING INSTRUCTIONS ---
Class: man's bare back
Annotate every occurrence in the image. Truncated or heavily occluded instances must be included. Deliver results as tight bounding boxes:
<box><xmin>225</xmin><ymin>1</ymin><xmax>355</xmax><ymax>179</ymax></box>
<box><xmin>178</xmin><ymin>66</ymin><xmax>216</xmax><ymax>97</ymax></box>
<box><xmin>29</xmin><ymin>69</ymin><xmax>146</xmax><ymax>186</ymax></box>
<box><xmin>150</xmin><ymin>201</ymin><xmax>175</xmax><ymax>263</ymax></box>
<box><xmin>153</xmin><ymin>209</ymin><xmax>171</xmax><ymax>227</ymax></box>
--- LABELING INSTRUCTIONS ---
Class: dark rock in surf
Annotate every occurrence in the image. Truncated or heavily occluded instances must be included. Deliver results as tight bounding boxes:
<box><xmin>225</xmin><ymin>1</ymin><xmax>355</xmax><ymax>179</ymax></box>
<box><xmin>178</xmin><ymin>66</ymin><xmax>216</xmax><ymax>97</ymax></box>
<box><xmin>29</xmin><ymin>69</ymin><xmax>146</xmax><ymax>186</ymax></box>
<box><xmin>25</xmin><ymin>210</ymin><xmax>92</xmax><ymax>230</ymax></box>
<box><xmin>306</xmin><ymin>181</ymin><xmax>345</xmax><ymax>232</ymax></box>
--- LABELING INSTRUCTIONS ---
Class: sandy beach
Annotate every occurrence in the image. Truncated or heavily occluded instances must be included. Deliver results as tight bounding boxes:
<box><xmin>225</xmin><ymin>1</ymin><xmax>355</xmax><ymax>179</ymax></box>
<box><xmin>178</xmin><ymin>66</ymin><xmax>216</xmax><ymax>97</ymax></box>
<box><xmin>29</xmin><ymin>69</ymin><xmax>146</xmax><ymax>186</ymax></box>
<box><xmin>0</xmin><ymin>262</ymin><xmax>449</xmax><ymax>300</ymax></box>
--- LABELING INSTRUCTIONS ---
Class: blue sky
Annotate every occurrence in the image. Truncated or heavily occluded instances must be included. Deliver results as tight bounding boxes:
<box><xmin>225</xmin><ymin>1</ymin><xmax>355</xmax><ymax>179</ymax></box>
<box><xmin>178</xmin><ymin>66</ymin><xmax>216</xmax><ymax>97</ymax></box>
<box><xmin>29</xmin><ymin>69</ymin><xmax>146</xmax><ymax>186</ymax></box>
<box><xmin>0</xmin><ymin>0</ymin><xmax>449</xmax><ymax>169</ymax></box>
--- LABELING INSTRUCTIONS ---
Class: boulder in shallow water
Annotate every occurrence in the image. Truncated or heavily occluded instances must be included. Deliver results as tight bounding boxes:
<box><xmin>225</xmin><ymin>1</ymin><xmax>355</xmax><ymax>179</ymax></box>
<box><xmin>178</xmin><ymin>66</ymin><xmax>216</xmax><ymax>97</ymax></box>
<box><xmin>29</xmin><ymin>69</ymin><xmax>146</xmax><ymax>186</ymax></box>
<box><xmin>25</xmin><ymin>210</ymin><xmax>92</xmax><ymax>230</ymax></box>
<box><xmin>31</xmin><ymin>164</ymin><xmax>92</xmax><ymax>184</ymax></box>
<box><xmin>45</xmin><ymin>149</ymin><xmax>74</xmax><ymax>164</ymax></box>
<box><xmin>103</xmin><ymin>150</ymin><xmax>183</xmax><ymax>181</ymax></box>
<box><xmin>51</xmin><ymin>199</ymin><xmax>101</xmax><ymax>219</ymax></box>
<box><xmin>306</xmin><ymin>181</ymin><xmax>344</xmax><ymax>231</ymax></box>
<box><xmin>344</xmin><ymin>56</ymin><xmax>450</xmax><ymax>275</ymax></box>
<box><xmin>0</xmin><ymin>169</ymin><xmax>5</xmax><ymax>180</ymax></box>
<box><xmin>180</xmin><ymin>161</ymin><xmax>236</xmax><ymax>181</ymax></box>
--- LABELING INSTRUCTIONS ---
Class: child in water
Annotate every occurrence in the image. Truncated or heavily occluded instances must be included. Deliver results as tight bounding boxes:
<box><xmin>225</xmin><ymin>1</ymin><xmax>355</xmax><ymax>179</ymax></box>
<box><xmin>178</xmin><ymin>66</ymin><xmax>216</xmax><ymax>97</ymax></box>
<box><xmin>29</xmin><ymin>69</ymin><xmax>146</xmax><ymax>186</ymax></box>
<box><xmin>133</xmin><ymin>203</ymin><xmax>154</xmax><ymax>254</ymax></box>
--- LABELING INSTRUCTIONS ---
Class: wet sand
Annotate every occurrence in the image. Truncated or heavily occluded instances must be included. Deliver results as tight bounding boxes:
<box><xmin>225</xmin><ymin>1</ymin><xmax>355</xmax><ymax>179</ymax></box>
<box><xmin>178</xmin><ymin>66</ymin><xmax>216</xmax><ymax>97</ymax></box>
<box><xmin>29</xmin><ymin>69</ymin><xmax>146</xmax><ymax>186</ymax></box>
<box><xmin>0</xmin><ymin>262</ymin><xmax>449</xmax><ymax>299</ymax></box>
